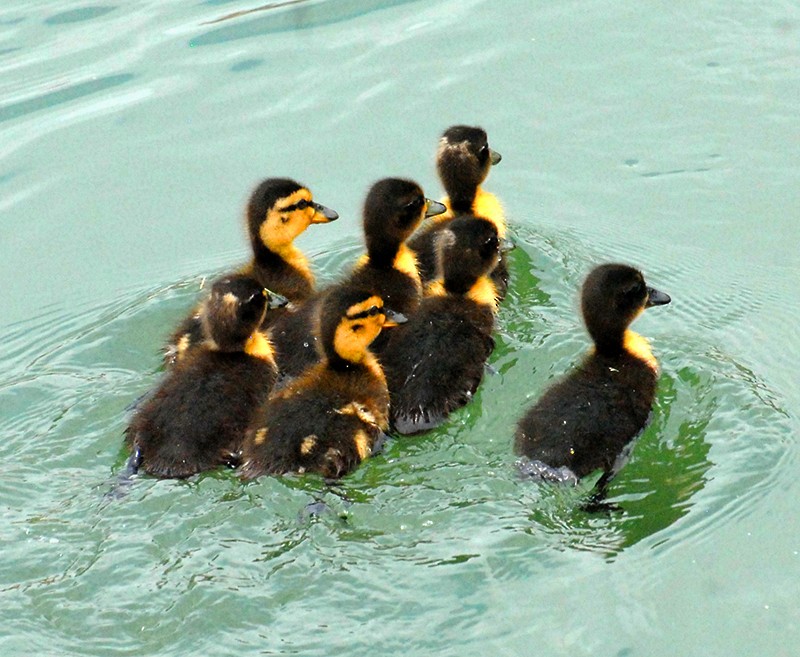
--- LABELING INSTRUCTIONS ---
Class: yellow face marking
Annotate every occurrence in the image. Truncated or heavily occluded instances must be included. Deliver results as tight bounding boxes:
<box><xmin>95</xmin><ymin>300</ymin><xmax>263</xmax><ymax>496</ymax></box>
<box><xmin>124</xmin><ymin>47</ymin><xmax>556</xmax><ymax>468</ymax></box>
<box><xmin>253</xmin><ymin>427</ymin><xmax>268</xmax><ymax>446</ymax></box>
<box><xmin>244</xmin><ymin>331</ymin><xmax>276</xmax><ymax>364</ymax></box>
<box><xmin>473</xmin><ymin>189</ymin><xmax>506</xmax><ymax>238</ymax></box>
<box><xmin>623</xmin><ymin>330</ymin><xmax>659</xmax><ymax>373</ymax></box>
<box><xmin>353</xmin><ymin>430</ymin><xmax>371</xmax><ymax>461</ymax></box>
<box><xmin>260</xmin><ymin>188</ymin><xmax>317</xmax><ymax>251</ymax></box>
<box><xmin>467</xmin><ymin>276</ymin><xmax>499</xmax><ymax>312</ymax></box>
<box><xmin>300</xmin><ymin>436</ymin><xmax>317</xmax><ymax>455</ymax></box>
<box><xmin>332</xmin><ymin>296</ymin><xmax>386</xmax><ymax>364</ymax></box>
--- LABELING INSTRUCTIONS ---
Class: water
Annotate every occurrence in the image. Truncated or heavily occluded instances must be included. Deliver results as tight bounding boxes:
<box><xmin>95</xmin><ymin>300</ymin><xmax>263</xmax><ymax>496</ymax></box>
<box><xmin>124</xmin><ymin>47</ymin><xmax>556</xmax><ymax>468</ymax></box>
<box><xmin>2</xmin><ymin>1</ymin><xmax>799</xmax><ymax>655</ymax></box>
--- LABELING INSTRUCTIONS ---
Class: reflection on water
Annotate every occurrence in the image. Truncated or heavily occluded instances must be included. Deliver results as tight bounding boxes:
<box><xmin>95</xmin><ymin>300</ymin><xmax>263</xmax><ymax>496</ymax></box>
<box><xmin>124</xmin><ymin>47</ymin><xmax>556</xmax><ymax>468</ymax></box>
<box><xmin>2</xmin><ymin>230</ymin><xmax>789</xmax><ymax>577</ymax></box>
<box><xmin>191</xmin><ymin>0</ymin><xmax>424</xmax><ymax>46</ymax></box>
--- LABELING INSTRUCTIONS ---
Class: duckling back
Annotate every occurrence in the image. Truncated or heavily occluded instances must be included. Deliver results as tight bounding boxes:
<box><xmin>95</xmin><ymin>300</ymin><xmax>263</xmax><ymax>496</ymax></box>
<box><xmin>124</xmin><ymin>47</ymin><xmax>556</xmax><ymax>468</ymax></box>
<box><xmin>514</xmin><ymin>263</ymin><xmax>671</xmax><ymax>483</ymax></box>
<box><xmin>127</xmin><ymin>275</ymin><xmax>279</xmax><ymax>478</ymax></box>
<box><xmin>240</xmin><ymin>286</ymin><xmax>393</xmax><ymax>479</ymax></box>
<box><xmin>382</xmin><ymin>216</ymin><xmax>500</xmax><ymax>434</ymax></box>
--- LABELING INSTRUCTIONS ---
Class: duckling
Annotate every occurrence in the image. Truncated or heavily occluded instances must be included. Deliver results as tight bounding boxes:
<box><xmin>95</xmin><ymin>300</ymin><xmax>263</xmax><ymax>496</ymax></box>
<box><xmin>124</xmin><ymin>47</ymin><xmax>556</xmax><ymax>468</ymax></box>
<box><xmin>407</xmin><ymin>125</ymin><xmax>508</xmax><ymax>294</ymax></box>
<box><xmin>381</xmin><ymin>215</ymin><xmax>500</xmax><ymax>434</ymax></box>
<box><xmin>514</xmin><ymin>263</ymin><xmax>671</xmax><ymax>487</ymax></box>
<box><xmin>269</xmin><ymin>178</ymin><xmax>444</xmax><ymax>377</ymax></box>
<box><xmin>239</xmin><ymin>286</ymin><xmax>403</xmax><ymax>480</ymax></box>
<box><xmin>165</xmin><ymin>177</ymin><xmax>338</xmax><ymax>365</ymax></box>
<box><xmin>126</xmin><ymin>275</ymin><xmax>279</xmax><ymax>479</ymax></box>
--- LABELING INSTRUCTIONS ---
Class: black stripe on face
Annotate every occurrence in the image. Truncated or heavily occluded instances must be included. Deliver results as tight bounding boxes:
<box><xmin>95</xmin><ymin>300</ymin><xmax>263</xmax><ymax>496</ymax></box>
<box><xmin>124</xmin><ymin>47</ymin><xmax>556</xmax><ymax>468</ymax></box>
<box><xmin>346</xmin><ymin>305</ymin><xmax>385</xmax><ymax>320</ymax></box>
<box><xmin>277</xmin><ymin>198</ymin><xmax>310</xmax><ymax>213</ymax></box>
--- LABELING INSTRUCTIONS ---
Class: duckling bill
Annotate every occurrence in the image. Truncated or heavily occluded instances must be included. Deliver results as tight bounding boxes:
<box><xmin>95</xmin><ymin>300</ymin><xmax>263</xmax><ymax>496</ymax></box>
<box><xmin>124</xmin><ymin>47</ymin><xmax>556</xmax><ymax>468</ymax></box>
<box><xmin>514</xmin><ymin>263</ymin><xmax>671</xmax><ymax>486</ymax></box>
<box><xmin>126</xmin><ymin>275</ymin><xmax>279</xmax><ymax>478</ymax></box>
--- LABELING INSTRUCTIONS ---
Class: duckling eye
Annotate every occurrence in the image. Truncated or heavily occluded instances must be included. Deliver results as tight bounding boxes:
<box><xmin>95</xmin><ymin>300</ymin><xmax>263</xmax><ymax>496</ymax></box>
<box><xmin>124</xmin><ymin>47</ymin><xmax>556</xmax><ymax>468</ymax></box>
<box><xmin>368</xmin><ymin>305</ymin><xmax>381</xmax><ymax>316</ymax></box>
<box><xmin>405</xmin><ymin>196</ymin><xmax>424</xmax><ymax>212</ymax></box>
<box><xmin>296</xmin><ymin>199</ymin><xmax>309</xmax><ymax>210</ymax></box>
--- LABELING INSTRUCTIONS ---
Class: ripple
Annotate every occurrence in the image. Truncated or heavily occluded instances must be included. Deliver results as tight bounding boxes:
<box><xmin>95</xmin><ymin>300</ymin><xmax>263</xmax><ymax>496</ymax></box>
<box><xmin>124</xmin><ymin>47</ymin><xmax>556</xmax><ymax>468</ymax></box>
<box><xmin>0</xmin><ymin>73</ymin><xmax>134</xmax><ymax>124</ymax></box>
<box><xmin>190</xmin><ymin>0</ymin><xmax>424</xmax><ymax>47</ymax></box>
<box><xmin>44</xmin><ymin>6</ymin><xmax>117</xmax><ymax>25</ymax></box>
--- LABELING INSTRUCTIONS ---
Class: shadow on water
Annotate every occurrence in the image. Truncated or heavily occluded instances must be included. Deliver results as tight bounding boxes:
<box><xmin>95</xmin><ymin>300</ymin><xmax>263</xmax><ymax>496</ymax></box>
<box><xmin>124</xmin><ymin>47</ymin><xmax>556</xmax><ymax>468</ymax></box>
<box><xmin>190</xmin><ymin>0</ymin><xmax>425</xmax><ymax>47</ymax></box>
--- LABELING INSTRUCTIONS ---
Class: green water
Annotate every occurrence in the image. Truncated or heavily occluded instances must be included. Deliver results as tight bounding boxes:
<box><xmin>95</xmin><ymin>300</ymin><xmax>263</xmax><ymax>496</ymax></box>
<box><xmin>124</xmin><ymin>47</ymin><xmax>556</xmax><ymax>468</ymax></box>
<box><xmin>2</xmin><ymin>1</ymin><xmax>799</xmax><ymax>655</ymax></box>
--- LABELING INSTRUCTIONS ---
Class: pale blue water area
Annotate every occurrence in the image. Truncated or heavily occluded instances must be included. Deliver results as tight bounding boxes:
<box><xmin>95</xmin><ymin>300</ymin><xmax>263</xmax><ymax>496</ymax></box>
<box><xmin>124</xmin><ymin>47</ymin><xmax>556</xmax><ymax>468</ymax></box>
<box><xmin>1</xmin><ymin>1</ymin><xmax>799</xmax><ymax>655</ymax></box>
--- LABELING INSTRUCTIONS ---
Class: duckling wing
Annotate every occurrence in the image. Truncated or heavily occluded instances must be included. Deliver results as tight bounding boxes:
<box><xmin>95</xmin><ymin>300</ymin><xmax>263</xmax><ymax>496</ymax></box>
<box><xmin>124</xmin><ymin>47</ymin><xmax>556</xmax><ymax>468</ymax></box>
<box><xmin>514</xmin><ymin>356</ymin><xmax>657</xmax><ymax>478</ymax></box>
<box><xmin>163</xmin><ymin>303</ymin><xmax>205</xmax><ymax>367</ymax></box>
<box><xmin>126</xmin><ymin>353</ymin><xmax>277</xmax><ymax>478</ymax></box>
<box><xmin>240</xmin><ymin>383</ymin><xmax>382</xmax><ymax>480</ymax></box>
<box><xmin>382</xmin><ymin>298</ymin><xmax>495</xmax><ymax>435</ymax></box>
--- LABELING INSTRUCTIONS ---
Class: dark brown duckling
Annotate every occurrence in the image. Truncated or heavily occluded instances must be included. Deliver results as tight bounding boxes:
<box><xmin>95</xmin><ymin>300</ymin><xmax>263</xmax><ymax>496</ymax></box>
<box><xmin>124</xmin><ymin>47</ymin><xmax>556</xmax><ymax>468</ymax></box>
<box><xmin>407</xmin><ymin>125</ymin><xmax>508</xmax><ymax>295</ymax></box>
<box><xmin>382</xmin><ymin>215</ymin><xmax>500</xmax><ymax>434</ymax></box>
<box><xmin>240</xmin><ymin>286</ymin><xmax>403</xmax><ymax>480</ymax></box>
<box><xmin>126</xmin><ymin>275</ymin><xmax>279</xmax><ymax>478</ymax></box>
<box><xmin>165</xmin><ymin>178</ymin><xmax>337</xmax><ymax>365</ymax></box>
<box><xmin>514</xmin><ymin>263</ymin><xmax>671</xmax><ymax>487</ymax></box>
<box><xmin>269</xmin><ymin>177</ymin><xmax>444</xmax><ymax>377</ymax></box>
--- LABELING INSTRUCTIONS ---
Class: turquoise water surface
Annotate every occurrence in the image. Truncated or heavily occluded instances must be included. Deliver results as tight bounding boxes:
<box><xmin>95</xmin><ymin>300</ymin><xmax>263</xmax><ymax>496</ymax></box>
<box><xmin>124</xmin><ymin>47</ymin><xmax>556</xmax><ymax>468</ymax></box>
<box><xmin>2</xmin><ymin>1</ymin><xmax>799</xmax><ymax>655</ymax></box>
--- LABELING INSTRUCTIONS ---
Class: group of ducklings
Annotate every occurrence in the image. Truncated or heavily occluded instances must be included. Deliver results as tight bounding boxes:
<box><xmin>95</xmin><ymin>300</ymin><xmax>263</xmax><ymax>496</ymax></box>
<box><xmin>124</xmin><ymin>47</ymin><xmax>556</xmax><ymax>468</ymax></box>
<box><xmin>125</xmin><ymin>125</ymin><xmax>671</xmax><ymax>494</ymax></box>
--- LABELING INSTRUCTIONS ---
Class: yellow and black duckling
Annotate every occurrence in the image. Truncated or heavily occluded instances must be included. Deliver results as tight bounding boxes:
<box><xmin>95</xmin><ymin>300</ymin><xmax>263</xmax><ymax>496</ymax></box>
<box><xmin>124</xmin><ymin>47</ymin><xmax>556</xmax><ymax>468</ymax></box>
<box><xmin>239</xmin><ymin>286</ymin><xmax>404</xmax><ymax>480</ymax></box>
<box><xmin>165</xmin><ymin>177</ymin><xmax>338</xmax><ymax>365</ymax></box>
<box><xmin>126</xmin><ymin>275</ymin><xmax>279</xmax><ymax>479</ymax></box>
<box><xmin>514</xmin><ymin>263</ymin><xmax>671</xmax><ymax>488</ymax></box>
<box><xmin>407</xmin><ymin>125</ymin><xmax>508</xmax><ymax>295</ymax></box>
<box><xmin>381</xmin><ymin>215</ymin><xmax>501</xmax><ymax>434</ymax></box>
<box><xmin>269</xmin><ymin>177</ymin><xmax>445</xmax><ymax>377</ymax></box>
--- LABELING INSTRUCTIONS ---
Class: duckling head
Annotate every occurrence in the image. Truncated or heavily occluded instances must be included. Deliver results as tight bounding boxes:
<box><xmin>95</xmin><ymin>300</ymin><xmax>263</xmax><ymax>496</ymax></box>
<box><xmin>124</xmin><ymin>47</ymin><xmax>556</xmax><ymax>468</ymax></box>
<box><xmin>201</xmin><ymin>275</ymin><xmax>283</xmax><ymax>352</ymax></box>
<box><xmin>436</xmin><ymin>125</ymin><xmax>502</xmax><ymax>213</ymax></box>
<box><xmin>319</xmin><ymin>285</ymin><xmax>404</xmax><ymax>369</ymax></box>
<box><xmin>247</xmin><ymin>178</ymin><xmax>338</xmax><ymax>254</ymax></box>
<box><xmin>363</xmin><ymin>178</ymin><xmax>446</xmax><ymax>267</ymax></box>
<box><xmin>581</xmin><ymin>264</ymin><xmax>671</xmax><ymax>356</ymax></box>
<box><xmin>436</xmin><ymin>215</ymin><xmax>500</xmax><ymax>295</ymax></box>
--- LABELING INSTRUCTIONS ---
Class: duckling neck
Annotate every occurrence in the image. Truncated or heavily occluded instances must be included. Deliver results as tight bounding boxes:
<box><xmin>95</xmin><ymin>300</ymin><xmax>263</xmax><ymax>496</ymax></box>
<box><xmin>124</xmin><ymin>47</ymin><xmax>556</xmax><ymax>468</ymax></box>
<box><xmin>327</xmin><ymin>351</ymin><xmax>385</xmax><ymax>383</ymax></box>
<box><xmin>622</xmin><ymin>330</ymin><xmax>659</xmax><ymax>372</ymax></box>
<box><xmin>448</xmin><ymin>187</ymin><xmax>477</xmax><ymax>214</ymax></box>
<box><xmin>365</xmin><ymin>236</ymin><xmax>402</xmax><ymax>269</ymax></box>
<box><xmin>591</xmin><ymin>330</ymin><xmax>658</xmax><ymax>373</ymax></box>
<box><xmin>466</xmin><ymin>276</ymin><xmax>499</xmax><ymax>312</ymax></box>
<box><xmin>430</xmin><ymin>275</ymin><xmax>498</xmax><ymax>311</ymax></box>
<box><xmin>360</xmin><ymin>244</ymin><xmax>420</xmax><ymax>283</ymax></box>
<box><xmin>251</xmin><ymin>240</ymin><xmax>313</xmax><ymax>283</ymax></box>
<box><xmin>244</xmin><ymin>331</ymin><xmax>277</xmax><ymax>365</ymax></box>
<box><xmin>472</xmin><ymin>188</ymin><xmax>506</xmax><ymax>238</ymax></box>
